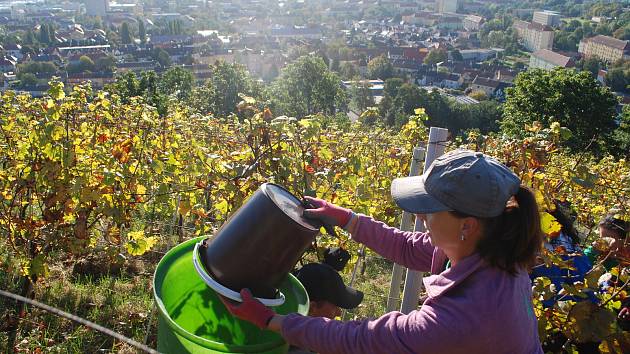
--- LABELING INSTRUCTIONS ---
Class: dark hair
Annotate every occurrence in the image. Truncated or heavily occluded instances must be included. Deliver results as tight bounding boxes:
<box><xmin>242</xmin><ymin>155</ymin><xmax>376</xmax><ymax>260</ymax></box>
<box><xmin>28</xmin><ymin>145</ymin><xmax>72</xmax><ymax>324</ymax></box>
<box><xmin>550</xmin><ymin>199</ymin><xmax>580</xmax><ymax>245</ymax></box>
<box><xmin>452</xmin><ymin>186</ymin><xmax>543</xmax><ymax>275</ymax></box>
<box><xmin>599</xmin><ymin>214</ymin><xmax>628</xmax><ymax>239</ymax></box>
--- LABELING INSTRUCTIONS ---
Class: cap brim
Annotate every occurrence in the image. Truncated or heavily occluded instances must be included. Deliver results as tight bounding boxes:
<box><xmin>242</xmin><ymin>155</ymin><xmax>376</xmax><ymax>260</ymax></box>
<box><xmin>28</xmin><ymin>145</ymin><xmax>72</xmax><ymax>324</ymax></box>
<box><xmin>334</xmin><ymin>286</ymin><xmax>364</xmax><ymax>309</ymax></box>
<box><xmin>391</xmin><ymin>176</ymin><xmax>452</xmax><ymax>214</ymax></box>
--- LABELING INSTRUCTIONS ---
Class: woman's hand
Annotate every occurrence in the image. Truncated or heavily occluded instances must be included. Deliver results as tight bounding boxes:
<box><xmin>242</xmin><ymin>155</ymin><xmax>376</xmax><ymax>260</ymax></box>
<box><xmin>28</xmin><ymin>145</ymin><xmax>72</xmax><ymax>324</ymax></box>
<box><xmin>619</xmin><ymin>307</ymin><xmax>630</xmax><ymax>320</ymax></box>
<box><xmin>302</xmin><ymin>196</ymin><xmax>353</xmax><ymax>228</ymax></box>
<box><xmin>220</xmin><ymin>289</ymin><xmax>276</xmax><ymax>329</ymax></box>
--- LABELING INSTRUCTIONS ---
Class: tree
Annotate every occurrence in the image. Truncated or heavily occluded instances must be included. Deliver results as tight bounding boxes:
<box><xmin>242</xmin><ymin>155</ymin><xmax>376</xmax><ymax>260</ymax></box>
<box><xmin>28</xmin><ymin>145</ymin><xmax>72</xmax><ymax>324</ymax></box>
<box><xmin>18</xmin><ymin>61</ymin><xmax>57</xmax><ymax>74</ymax></box>
<box><xmin>18</xmin><ymin>73</ymin><xmax>38</xmax><ymax>87</ymax></box>
<box><xmin>424</xmin><ymin>49</ymin><xmax>448</xmax><ymax>67</ymax></box>
<box><xmin>367</xmin><ymin>55</ymin><xmax>394</xmax><ymax>80</ymax></box>
<box><xmin>202</xmin><ymin>61</ymin><xmax>258</xmax><ymax>116</ymax></box>
<box><xmin>48</xmin><ymin>24</ymin><xmax>55</xmax><ymax>42</ymax></box>
<box><xmin>502</xmin><ymin>68</ymin><xmax>618</xmax><ymax>151</ymax></box>
<box><xmin>605</xmin><ymin>68</ymin><xmax>629</xmax><ymax>93</ymax></box>
<box><xmin>469</xmin><ymin>90</ymin><xmax>488</xmax><ymax>101</ymax></box>
<box><xmin>579</xmin><ymin>57</ymin><xmax>603</xmax><ymax>76</ymax></box>
<box><xmin>271</xmin><ymin>56</ymin><xmax>346</xmax><ymax>117</ymax></box>
<box><xmin>159</xmin><ymin>67</ymin><xmax>195</xmax><ymax>100</ymax></box>
<box><xmin>264</xmin><ymin>64</ymin><xmax>280</xmax><ymax>82</ymax></box>
<box><xmin>152</xmin><ymin>48</ymin><xmax>172</xmax><ymax>67</ymax></box>
<box><xmin>24</xmin><ymin>30</ymin><xmax>36</xmax><ymax>45</ymax></box>
<box><xmin>450</xmin><ymin>49</ymin><xmax>463</xmax><ymax>62</ymax></box>
<box><xmin>79</xmin><ymin>56</ymin><xmax>95</xmax><ymax>72</ymax></box>
<box><xmin>67</xmin><ymin>56</ymin><xmax>95</xmax><ymax>74</ymax></box>
<box><xmin>138</xmin><ymin>19</ymin><xmax>146</xmax><ymax>44</ymax></box>
<box><xmin>350</xmin><ymin>80</ymin><xmax>374</xmax><ymax>112</ymax></box>
<box><xmin>606</xmin><ymin>105</ymin><xmax>630</xmax><ymax>157</ymax></box>
<box><xmin>95</xmin><ymin>55</ymin><xmax>116</xmax><ymax>72</ymax></box>
<box><xmin>613</xmin><ymin>26</ymin><xmax>630</xmax><ymax>40</ymax></box>
<box><xmin>120</xmin><ymin>22</ymin><xmax>133</xmax><ymax>44</ymax></box>
<box><xmin>447</xmin><ymin>100</ymin><xmax>502</xmax><ymax>135</ymax></box>
<box><xmin>378</xmin><ymin>78</ymin><xmax>405</xmax><ymax>125</ymax></box>
<box><xmin>107</xmin><ymin>71</ymin><xmax>141</xmax><ymax>103</ymax></box>
<box><xmin>330</xmin><ymin>58</ymin><xmax>340</xmax><ymax>72</ymax></box>
<box><xmin>39</xmin><ymin>24</ymin><xmax>50</xmax><ymax>44</ymax></box>
<box><xmin>339</xmin><ymin>62</ymin><xmax>358</xmax><ymax>80</ymax></box>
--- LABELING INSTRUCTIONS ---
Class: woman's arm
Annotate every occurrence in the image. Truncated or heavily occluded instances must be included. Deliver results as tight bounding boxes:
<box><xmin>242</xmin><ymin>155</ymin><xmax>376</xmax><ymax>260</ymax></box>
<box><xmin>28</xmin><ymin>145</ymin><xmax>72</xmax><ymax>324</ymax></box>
<box><xmin>348</xmin><ymin>214</ymin><xmax>434</xmax><ymax>271</ymax></box>
<box><xmin>276</xmin><ymin>303</ymin><xmax>466</xmax><ymax>354</ymax></box>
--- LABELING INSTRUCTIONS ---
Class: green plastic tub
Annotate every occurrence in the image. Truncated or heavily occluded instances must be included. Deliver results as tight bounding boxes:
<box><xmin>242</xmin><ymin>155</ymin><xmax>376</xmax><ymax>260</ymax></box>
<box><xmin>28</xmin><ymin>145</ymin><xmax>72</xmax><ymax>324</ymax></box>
<box><xmin>153</xmin><ymin>237</ymin><xmax>309</xmax><ymax>353</ymax></box>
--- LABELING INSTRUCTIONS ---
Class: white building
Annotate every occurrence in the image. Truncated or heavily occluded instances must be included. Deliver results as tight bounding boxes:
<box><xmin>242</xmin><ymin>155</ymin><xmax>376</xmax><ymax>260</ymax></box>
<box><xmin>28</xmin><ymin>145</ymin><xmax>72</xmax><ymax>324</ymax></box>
<box><xmin>435</xmin><ymin>0</ymin><xmax>457</xmax><ymax>13</ymax></box>
<box><xmin>463</xmin><ymin>15</ymin><xmax>483</xmax><ymax>31</ymax></box>
<box><xmin>513</xmin><ymin>20</ymin><xmax>554</xmax><ymax>52</ymax></box>
<box><xmin>529</xmin><ymin>49</ymin><xmax>574</xmax><ymax>70</ymax></box>
<box><xmin>85</xmin><ymin>0</ymin><xmax>109</xmax><ymax>17</ymax></box>
<box><xmin>533</xmin><ymin>10</ymin><xmax>561</xmax><ymax>27</ymax></box>
<box><xmin>459</xmin><ymin>49</ymin><xmax>497</xmax><ymax>61</ymax></box>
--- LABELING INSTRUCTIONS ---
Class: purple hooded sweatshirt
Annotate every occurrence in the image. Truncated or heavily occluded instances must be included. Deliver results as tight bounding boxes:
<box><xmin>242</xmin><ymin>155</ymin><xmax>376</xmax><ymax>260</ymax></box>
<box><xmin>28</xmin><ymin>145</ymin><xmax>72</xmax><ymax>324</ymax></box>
<box><xmin>281</xmin><ymin>215</ymin><xmax>543</xmax><ymax>354</ymax></box>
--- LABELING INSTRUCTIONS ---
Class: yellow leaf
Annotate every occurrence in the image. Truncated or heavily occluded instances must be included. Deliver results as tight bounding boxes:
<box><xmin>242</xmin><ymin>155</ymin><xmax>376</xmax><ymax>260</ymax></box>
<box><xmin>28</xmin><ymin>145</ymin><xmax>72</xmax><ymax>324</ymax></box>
<box><xmin>136</xmin><ymin>184</ymin><xmax>147</xmax><ymax>195</ymax></box>
<box><xmin>125</xmin><ymin>230</ymin><xmax>157</xmax><ymax>256</ymax></box>
<box><xmin>215</xmin><ymin>199</ymin><xmax>229</xmax><ymax>216</ymax></box>
<box><xmin>540</xmin><ymin>212</ymin><xmax>562</xmax><ymax>236</ymax></box>
<box><xmin>178</xmin><ymin>199</ymin><xmax>192</xmax><ymax>216</ymax></box>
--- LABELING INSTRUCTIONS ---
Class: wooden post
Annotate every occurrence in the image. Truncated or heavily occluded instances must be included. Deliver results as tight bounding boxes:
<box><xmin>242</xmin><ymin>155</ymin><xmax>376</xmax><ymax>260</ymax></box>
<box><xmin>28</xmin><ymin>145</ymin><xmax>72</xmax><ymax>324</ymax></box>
<box><xmin>399</xmin><ymin>127</ymin><xmax>448</xmax><ymax>314</ymax></box>
<box><xmin>386</xmin><ymin>147</ymin><xmax>426</xmax><ymax>312</ymax></box>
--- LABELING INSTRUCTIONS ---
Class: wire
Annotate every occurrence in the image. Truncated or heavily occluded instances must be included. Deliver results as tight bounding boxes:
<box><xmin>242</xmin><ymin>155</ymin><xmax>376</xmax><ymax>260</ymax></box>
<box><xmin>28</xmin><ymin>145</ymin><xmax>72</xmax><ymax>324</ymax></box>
<box><xmin>0</xmin><ymin>289</ymin><xmax>159</xmax><ymax>354</ymax></box>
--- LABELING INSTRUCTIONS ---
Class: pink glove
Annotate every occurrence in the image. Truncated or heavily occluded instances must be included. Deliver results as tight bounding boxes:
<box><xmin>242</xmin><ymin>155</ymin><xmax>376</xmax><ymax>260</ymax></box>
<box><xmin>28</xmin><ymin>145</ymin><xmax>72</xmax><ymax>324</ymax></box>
<box><xmin>220</xmin><ymin>289</ymin><xmax>276</xmax><ymax>329</ymax></box>
<box><xmin>302</xmin><ymin>196</ymin><xmax>352</xmax><ymax>228</ymax></box>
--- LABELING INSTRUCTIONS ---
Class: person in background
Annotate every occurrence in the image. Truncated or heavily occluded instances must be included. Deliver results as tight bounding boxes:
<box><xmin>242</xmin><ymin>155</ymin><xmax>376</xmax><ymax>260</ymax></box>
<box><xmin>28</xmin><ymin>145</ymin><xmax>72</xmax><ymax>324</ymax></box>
<box><xmin>221</xmin><ymin>150</ymin><xmax>544</xmax><ymax>354</ymax></box>
<box><xmin>530</xmin><ymin>201</ymin><xmax>600</xmax><ymax>354</ymax></box>
<box><xmin>584</xmin><ymin>213</ymin><xmax>630</xmax><ymax>270</ymax></box>
<box><xmin>585</xmin><ymin>214</ymin><xmax>630</xmax><ymax>337</ymax></box>
<box><xmin>531</xmin><ymin>200</ymin><xmax>594</xmax><ymax>308</ymax></box>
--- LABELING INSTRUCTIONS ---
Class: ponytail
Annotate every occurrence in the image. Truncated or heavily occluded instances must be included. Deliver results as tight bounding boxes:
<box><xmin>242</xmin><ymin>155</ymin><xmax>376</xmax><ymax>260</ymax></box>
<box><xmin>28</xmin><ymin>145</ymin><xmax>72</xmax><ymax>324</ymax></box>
<box><xmin>474</xmin><ymin>186</ymin><xmax>543</xmax><ymax>275</ymax></box>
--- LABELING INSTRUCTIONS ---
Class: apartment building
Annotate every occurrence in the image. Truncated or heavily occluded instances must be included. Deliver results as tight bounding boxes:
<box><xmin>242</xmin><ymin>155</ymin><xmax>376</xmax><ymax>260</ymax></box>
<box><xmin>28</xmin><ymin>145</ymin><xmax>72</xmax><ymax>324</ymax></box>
<box><xmin>532</xmin><ymin>10</ymin><xmax>561</xmax><ymax>27</ymax></box>
<box><xmin>529</xmin><ymin>49</ymin><xmax>574</xmax><ymax>70</ymax></box>
<box><xmin>513</xmin><ymin>20</ymin><xmax>554</xmax><ymax>52</ymax></box>
<box><xmin>578</xmin><ymin>35</ymin><xmax>630</xmax><ymax>63</ymax></box>
<box><xmin>435</xmin><ymin>0</ymin><xmax>457</xmax><ymax>13</ymax></box>
<box><xmin>463</xmin><ymin>15</ymin><xmax>483</xmax><ymax>31</ymax></box>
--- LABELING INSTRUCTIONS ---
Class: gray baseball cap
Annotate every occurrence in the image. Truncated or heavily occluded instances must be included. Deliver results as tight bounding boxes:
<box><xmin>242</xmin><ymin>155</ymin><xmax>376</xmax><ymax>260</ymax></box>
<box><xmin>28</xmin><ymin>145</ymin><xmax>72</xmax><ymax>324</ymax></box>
<box><xmin>391</xmin><ymin>150</ymin><xmax>521</xmax><ymax>218</ymax></box>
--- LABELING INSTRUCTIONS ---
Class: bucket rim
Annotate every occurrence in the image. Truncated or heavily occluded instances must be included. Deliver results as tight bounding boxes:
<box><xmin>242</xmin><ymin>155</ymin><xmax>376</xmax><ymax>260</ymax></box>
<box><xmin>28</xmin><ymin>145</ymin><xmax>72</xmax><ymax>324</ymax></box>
<box><xmin>192</xmin><ymin>240</ymin><xmax>287</xmax><ymax>306</ymax></box>
<box><xmin>260</xmin><ymin>183</ymin><xmax>321</xmax><ymax>232</ymax></box>
<box><xmin>153</xmin><ymin>236</ymin><xmax>300</xmax><ymax>352</ymax></box>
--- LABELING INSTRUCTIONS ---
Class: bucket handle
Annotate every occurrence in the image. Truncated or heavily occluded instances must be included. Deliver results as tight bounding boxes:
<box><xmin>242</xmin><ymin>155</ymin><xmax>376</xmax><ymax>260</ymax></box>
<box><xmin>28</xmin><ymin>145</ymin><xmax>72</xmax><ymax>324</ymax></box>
<box><xmin>192</xmin><ymin>242</ymin><xmax>286</xmax><ymax>307</ymax></box>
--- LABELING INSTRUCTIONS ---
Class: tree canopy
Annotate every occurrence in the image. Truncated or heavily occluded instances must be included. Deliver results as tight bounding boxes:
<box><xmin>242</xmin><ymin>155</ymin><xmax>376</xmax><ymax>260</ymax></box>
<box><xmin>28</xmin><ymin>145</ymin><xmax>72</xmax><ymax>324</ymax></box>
<box><xmin>502</xmin><ymin>68</ymin><xmax>618</xmax><ymax>151</ymax></box>
<box><xmin>367</xmin><ymin>55</ymin><xmax>395</xmax><ymax>80</ymax></box>
<box><xmin>271</xmin><ymin>56</ymin><xmax>346</xmax><ymax>117</ymax></box>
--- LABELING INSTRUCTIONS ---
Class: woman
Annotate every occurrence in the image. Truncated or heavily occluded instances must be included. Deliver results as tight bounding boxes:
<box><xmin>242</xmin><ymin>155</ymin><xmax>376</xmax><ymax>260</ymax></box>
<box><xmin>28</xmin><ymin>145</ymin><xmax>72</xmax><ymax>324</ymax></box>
<box><xmin>584</xmin><ymin>213</ymin><xmax>630</xmax><ymax>270</ymax></box>
<box><xmin>222</xmin><ymin>150</ymin><xmax>544</xmax><ymax>354</ymax></box>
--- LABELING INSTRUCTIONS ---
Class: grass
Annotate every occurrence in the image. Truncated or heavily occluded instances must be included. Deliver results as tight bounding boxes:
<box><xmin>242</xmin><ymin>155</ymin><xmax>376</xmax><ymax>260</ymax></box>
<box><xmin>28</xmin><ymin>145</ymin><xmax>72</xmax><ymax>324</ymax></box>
<box><xmin>0</xmin><ymin>248</ymin><xmax>159</xmax><ymax>353</ymax></box>
<box><xmin>341</xmin><ymin>255</ymin><xmax>397</xmax><ymax>320</ymax></box>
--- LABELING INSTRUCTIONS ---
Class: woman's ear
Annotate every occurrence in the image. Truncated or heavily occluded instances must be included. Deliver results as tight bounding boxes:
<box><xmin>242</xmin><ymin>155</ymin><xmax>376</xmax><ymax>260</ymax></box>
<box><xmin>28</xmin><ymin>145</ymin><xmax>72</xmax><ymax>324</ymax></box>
<box><xmin>461</xmin><ymin>217</ymin><xmax>481</xmax><ymax>238</ymax></box>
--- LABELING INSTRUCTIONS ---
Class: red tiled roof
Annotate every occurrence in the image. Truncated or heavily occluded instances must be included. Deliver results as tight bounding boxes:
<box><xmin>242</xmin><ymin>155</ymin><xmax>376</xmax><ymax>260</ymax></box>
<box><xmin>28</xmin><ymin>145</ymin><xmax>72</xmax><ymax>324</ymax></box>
<box><xmin>472</xmin><ymin>76</ymin><xmax>501</xmax><ymax>88</ymax></box>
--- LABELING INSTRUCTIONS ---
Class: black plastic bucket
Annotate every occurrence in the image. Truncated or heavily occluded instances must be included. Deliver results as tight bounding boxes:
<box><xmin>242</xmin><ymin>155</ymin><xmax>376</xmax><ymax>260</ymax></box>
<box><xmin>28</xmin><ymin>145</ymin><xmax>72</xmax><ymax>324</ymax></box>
<box><xmin>198</xmin><ymin>183</ymin><xmax>321</xmax><ymax>299</ymax></box>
